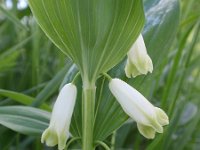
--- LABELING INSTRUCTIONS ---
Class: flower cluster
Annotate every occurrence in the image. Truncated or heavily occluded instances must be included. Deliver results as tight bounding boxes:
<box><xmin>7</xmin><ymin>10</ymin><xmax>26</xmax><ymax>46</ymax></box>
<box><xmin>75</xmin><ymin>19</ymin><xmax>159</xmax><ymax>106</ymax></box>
<box><xmin>41</xmin><ymin>34</ymin><xmax>169</xmax><ymax>149</ymax></box>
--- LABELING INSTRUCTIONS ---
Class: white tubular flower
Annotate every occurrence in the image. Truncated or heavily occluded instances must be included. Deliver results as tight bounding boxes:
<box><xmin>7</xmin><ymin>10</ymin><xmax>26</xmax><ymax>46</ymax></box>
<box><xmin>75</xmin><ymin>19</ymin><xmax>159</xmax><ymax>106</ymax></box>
<box><xmin>41</xmin><ymin>83</ymin><xmax>77</xmax><ymax>150</ymax></box>
<box><xmin>125</xmin><ymin>34</ymin><xmax>153</xmax><ymax>78</ymax></box>
<box><xmin>109</xmin><ymin>79</ymin><xmax>169</xmax><ymax>139</ymax></box>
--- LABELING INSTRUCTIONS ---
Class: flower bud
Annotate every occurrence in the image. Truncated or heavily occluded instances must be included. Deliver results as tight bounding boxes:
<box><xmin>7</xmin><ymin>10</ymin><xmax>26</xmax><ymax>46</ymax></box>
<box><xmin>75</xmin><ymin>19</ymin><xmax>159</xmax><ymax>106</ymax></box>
<box><xmin>41</xmin><ymin>83</ymin><xmax>77</xmax><ymax>150</ymax></box>
<box><xmin>125</xmin><ymin>34</ymin><xmax>153</xmax><ymax>78</ymax></box>
<box><xmin>109</xmin><ymin>79</ymin><xmax>169</xmax><ymax>139</ymax></box>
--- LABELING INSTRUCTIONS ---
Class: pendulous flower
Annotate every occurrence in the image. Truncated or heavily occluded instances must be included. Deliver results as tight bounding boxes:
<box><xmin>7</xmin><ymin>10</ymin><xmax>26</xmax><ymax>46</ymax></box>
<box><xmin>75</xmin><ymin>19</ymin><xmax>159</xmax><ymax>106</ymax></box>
<box><xmin>109</xmin><ymin>78</ymin><xmax>169</xmax><ymax>139</ymax></box>
<box><xmin>125</xmin><ymin>34</ymin><xmax>153</xmax><ymax>78</ymax></box>
<box><xmin>41</xmin><ymin>83</ymin><xmax>77</xmax><ymax>150</ymax></box>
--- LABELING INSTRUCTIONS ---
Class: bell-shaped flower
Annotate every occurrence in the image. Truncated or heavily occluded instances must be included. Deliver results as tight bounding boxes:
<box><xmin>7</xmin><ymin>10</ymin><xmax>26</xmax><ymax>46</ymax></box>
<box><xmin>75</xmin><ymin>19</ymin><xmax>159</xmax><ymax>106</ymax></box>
<box><xmin>109</xmin><ymin>78</ymin><xmax>169</xmax><ymax>139</ymax></box>
<box><xmin>41</xmin><ymin>83</ymin><xmax>77</xmax><ymax>150</ymax></box>
<box><xmin>125</xmin><ymin>34</ymin><xmax>153</xmax><ymax>78</ymax></box>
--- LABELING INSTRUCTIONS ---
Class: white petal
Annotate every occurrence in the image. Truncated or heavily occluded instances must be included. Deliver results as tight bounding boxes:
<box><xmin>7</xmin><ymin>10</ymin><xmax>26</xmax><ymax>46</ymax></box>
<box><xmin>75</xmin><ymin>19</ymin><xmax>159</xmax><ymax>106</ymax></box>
<box><xmin>125</xmin><ymin>34</ymin><xmax>153</xmax><ymax>78</ymax></box>
<box><xmin>50</xmin><ymin>83</ymin><xmax>77</xmax><ymax>134</ymax></box>
<box><xmin>42</xmin><ymin>83</ymin><xmax>77</xmax><ymax>150</ymax></box>
<box><xmin>109</xmin><ymin>79</ymin><xmax>155</xmax><ymax>125</ymax></box>
<box><xmin>109</xmin><ymin>78</ymin><xmax>168</xmax><ymax>139</ymax></box>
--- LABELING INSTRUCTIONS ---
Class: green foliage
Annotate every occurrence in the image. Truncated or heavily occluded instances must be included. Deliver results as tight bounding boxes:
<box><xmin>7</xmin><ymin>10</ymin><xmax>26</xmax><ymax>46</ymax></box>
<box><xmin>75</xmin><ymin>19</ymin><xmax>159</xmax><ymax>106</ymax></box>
<box><xmin>28</xmin><ymin>0</ymin><xmax>145</xmax><ymax>81</ymax></box>
<box><xmin>0</xmin><ymin>89</ymin><xmax>50</xmax><ymax>110</ymax></box>
<box><xmin>0</xmin><ymin>106</ymin><xmax>50</xmax><ymax>135</ymax></box>
<box><xmin>0</xmin><ymin>0</ymin><xmax>199</xmax><ymax>149</ymax></box>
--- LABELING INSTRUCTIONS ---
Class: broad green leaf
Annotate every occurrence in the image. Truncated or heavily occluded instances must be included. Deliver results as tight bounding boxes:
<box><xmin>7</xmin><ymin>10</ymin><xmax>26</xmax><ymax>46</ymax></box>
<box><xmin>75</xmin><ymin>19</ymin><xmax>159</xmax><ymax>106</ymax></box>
<box><xmin>143</xmin><ymin>0</ymin><xmax>180</xmax><ymax>67</ymax></box>
<box><xmin>0</xmin><ymin>89</ymin><xmax>50</xmax><ymax>110</ymax></box>
<box><xmin>28</xmin><ymin>0</ymin><xmax>145</xmax><ymax>80</ymax></box>
<box><xmin>0</xmin><ymin>106</ymin><xmax>50</xmax><ymax>136</ymax></box>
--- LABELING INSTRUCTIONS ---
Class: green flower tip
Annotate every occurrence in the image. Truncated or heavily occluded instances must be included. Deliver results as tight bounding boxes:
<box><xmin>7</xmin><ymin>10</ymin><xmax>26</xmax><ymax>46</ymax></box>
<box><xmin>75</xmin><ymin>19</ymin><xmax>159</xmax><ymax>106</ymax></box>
<box><xmin>41</xmin><ymin>128</ymin><xmax>67</xmax><ymax>150</ymax></box>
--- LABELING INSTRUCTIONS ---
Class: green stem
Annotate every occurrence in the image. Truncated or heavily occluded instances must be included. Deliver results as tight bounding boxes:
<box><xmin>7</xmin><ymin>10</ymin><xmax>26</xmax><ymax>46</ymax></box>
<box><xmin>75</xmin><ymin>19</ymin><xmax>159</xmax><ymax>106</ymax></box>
<box><xmin>82</xmin><ymin>81</ymin><xmax>96</xmax><ymax>150</ymax></box>
<box><xmin>102</xmin><ymin>73</ymin><xmax>112</xmax><ymax>81</ymax></box>
<box><xmin>95</xmin><ymin>141</ymin><xmax>111</xmax><ymax>150</ymax></box>
<box><xmin>65</xmin><ymin>137</ymin><xmax>81</xmax><ymax>150</ymax></box>
<box><xmin>111</xmin><ymin>131</ymin><xmax>116</xmax><ymax>150</ymax></box>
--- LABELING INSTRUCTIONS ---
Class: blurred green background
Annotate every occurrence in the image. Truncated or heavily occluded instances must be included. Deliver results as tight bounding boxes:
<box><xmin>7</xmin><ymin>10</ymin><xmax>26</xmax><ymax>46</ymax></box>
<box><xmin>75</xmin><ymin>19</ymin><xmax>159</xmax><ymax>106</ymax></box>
<box><xmin>0</xmin><ymin>0</ymin><xmax>200</xmax><ymax>149</ymax></box>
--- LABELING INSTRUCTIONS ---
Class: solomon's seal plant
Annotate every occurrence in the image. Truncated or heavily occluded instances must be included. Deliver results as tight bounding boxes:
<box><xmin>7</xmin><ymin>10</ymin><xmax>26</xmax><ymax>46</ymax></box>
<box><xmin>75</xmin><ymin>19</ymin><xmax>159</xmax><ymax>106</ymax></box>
<box><xmin>28</xmin><ymin>0</ymin><xmax>169</xmax><ymax>149</ymax></box>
